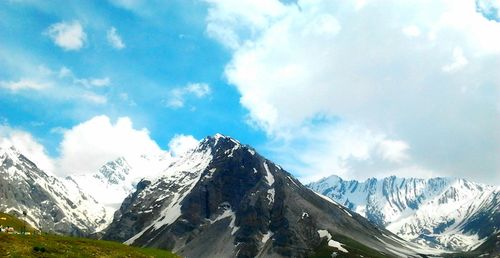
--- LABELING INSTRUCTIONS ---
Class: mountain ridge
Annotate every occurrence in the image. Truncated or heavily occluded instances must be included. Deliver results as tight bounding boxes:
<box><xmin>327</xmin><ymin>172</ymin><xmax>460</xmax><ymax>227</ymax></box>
<box><xmin>0</xmin><ymin>144</ymin><xmax>112</xmax><ymax>235</ymax></box>
<box><xmin>307</xmin><ymin>174</ymin><xmax>500</xmax><ymax>252</ymax></box>
<box><xmin>102</xmin><ymin>134</ymin><xmax>430</xmax><ymax>257</ymax></box>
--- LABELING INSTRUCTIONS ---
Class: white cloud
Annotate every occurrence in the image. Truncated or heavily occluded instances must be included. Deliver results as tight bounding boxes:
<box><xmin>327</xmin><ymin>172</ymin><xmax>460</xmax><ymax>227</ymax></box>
<box><xmin>168</xmin><ymin>134</ymin><xmax>199</xmax><ymax>157</ymax></box>
<box><xmin>185</xmin><ymin>83</ymin><xmax>211</xmax><ymax>97</ymax></box>
<box><xmin>402</xmin><ymin>25</ymin><xmax>421</xmax><ymax>37</ymax></box>
<box><xmin>82</xmin><ymin>92</ymin><xmax>107</xmax><ymax>104</ymax></box>
<box><xmin>166</xmin><ymin>83</ymin><xmax>211</xmax><ymax>109</ymax></box>
<box><xmin>204</xmin><ymin>0</ymin><xmax>286</xmax><ymax>49</ymax></box>
<box><xmin>75</xmin><ymin>77</ymin><xmax>111</xmax><ymax>88</ymax></box>
<box><xmin>206</xmin><ymin>0</ymin><xmax>500</xmax><ymax>184</ymax></box>
<box><xmin>0</xmin><ymin>126</ymin><xmax>55</xmax><ymax>174</ymax></box>
<box><xmin>1</xmin><ymin>116</ymin><xmax>201</xmax><ymax>178</ymax></box>
<box><xmin>45</xmin><ymin>21</ymin><xmax>87</xmax><ymax>51</ymax></box>
<box><xmin>56</xmin><ymin>115</ymin><xmax>163</xmax><ymax>175</ymax></box>
<box><xmin>90</xmin><ymin>77</ymin><xmax>111</xmax><ymax>87</ymax></box>
<box><xmin>442</xmin><ymin>47</ymin><xmax>468</xmax><ymax>72</ymax></box>
<box><xmin>0</xmin><ymin>65</ymin><xmax>111</xmax><ymax>105</ymax></box>
<box><xmin>0</xmin><ymin>79</ymin><xmax>50</xmax><ymax>91</ymax></box>
<box><xmin>107</xmin><ymin>27</ymin><xmax>126</xmax><ymax>49</ymax></box>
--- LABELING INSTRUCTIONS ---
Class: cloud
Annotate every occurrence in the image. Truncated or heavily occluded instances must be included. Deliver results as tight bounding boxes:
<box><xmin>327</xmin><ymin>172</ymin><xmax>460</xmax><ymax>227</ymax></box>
<box><xmin>45</xmin><ymin>21</ymin><xmax>87</xmax><ymax>51</ymax></box>
<box><xmin>206</xmin><ymin>0</ymin><xmax>500</xmax><ymax>183</ymax></box>
<box><xmin>166</xmin><ymin>83</ymin><xmax>211</xmax><ymax>109</ymax></box>
<box><xmin>75</xmin><ymin>77</ymin><xmax>111</xmax><ymax>88</ymax></box>
<box><xmin>442</xmin><ymin>47</ymin><xmax>468</xmax><ymax>72</ymax></box>
<box><xmin>56</xmin><ymin>115</ymin><xmax>163</xmax><ymax>175</ymax></box>
<box><xmin>0</xmin><ymin>65</ymin><xmax>110</xmax><ymax>106</ymax></box>
<box><xmin>2</xmin><ymin>116</ymin><xmax>201</xmax><ymax>178</ymax></box>
<box><xmin>168</xmin><ymin>134</ymin><xmax>199</xmax><ymax>157</ymax></box>
<box><xmin>402</xmin><ymin>25</ymin><xmax>421</xmax><ymax>37</ymax></box>
<box><xmin>204</xmin><ymin>0</ymin><xmax>286</xmax><ymax>49</ymax></box>
<box><xmin>0</xmin><ymin>125</ymin><xmax>55</xmax><ymax>174</ymax></box>
<box><xmin>0</xmin><ymin>79</ymin><xmax>50</xmax><ymax>91</ymax></box>
<box><xmin>81</xmin><ymin>92</ymin><xmax>107</xmax><ymax>104</ymax></box>
<box><xmin>107</xmin><ymin>27</ymin><xmax>126</xmax><ymax>49</ymax></box>
<box><xmin>476</xmin><ymin>0</ymin><xmax>500</xmax><ymax>21</ymax></box>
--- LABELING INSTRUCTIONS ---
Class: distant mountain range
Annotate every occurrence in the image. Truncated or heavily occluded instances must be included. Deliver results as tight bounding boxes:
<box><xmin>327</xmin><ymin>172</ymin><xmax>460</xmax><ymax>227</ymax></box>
<box><xmin>0</xmin><ymin>134</ymin><xmax>498</xmax><ymax>257</ymax></box>
<box><xmin>308</xmin><ymin>175</ymin><xmax>500</xmax><ymax>252</ymax></box>
<box><xmin>0</xmin><ymin>145</ymin><xmax>111</xmax><ymax>235</ymax></box>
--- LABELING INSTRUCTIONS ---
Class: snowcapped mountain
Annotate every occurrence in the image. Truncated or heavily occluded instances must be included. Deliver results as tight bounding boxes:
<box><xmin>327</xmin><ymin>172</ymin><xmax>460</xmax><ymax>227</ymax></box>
<box><xmin>65</xmin><ymin>153</ymin><xmax>174</xmax><ymax>209</ymax></box>
<box><xmin>0</xmin><ymin>144</ymin><xmax>112</xmax><ymax>235</ymax></box>
<box><xmin>103</xmin><ymin>134</ymin><xmax>431</xmax><ymax>257</ymax></box>
<box><xmin>307</xmin><ymin>175</ymin><xmax>500</xmax><ymax>252</ymax></box>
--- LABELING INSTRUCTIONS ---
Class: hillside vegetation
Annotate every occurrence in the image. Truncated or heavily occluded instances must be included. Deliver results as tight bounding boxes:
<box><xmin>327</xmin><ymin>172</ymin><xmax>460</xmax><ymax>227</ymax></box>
<box><xmin>0</xmin><ymin>212</ymin><xmax>36</xmax><ymax>233</ymax></box>
<box><xmin>0</xmin><ymin>233</ymin><xmax>179</xmax><ymax>258</ymax></box>
<box><xmin>0</xmin><ymin>212</ymin><xmax>178</xmax><ymax>258</ymax></box>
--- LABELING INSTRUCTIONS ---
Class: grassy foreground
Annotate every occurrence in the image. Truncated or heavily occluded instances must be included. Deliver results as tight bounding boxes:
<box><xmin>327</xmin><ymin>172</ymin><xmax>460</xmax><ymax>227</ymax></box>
<box><xmin>0</xmin><ymin>233</ymin><xmax>179</xmax><ymax>258</ymax></box>
<box><xmin>0</xmin><ymin>212</ymin><xmax>36</xmax><ymax>233</ymax></box>
<box><xmin>0</xmin><ymin>212</ymin><xmax>178</xmax><ymax>258</ymax></box>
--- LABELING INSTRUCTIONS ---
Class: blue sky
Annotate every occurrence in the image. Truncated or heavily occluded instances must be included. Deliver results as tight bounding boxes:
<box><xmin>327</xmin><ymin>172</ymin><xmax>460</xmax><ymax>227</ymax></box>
<box><xmin>0</xmin><ymin>0</ymin><xmax>266</xmax><ymax>156</ymax></box>
<box><xmin>1</xmin><ymin>0</ymin><xmax>499</xmax><ymax>184</ymax></box>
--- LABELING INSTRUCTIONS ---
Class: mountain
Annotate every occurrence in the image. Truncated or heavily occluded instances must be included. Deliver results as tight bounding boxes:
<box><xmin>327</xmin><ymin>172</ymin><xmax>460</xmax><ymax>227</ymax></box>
<box><xmin>0</xmin><ymin>144</ymin><xmax>112</xmax><ymax>236</ymax></box>
<box><xmin>307</xmin><ymin>175</ymin><xmax>500</xmax><ymax>252</ymax></box>
<box><xmin>103</xmin><ymin>134</ymin><xmax>430</xmax><ymax>258</ymax></box>
<box><xmin>65</xmin><ymin>153</ymin><xmax>174</xmax><ymax>209</ymax></box>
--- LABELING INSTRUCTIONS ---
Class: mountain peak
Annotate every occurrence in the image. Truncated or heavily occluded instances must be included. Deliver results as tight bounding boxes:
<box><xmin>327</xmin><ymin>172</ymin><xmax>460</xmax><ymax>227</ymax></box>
<box><xmin>0</xmin><ymin>143</ymin><xmax>20</xmax><ymax>160</ymax></box>
<box><xmin>308</xmin><ymin>174</ymin><xmax>498</xmax><ymax>251</ymax></box>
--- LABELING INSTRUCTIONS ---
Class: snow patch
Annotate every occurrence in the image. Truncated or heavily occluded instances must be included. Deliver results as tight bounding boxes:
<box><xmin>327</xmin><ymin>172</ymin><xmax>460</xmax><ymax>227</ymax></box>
<box><xmin>328</xmin><ymin>239</ymin><xmax>348</xmax><ymax>253</ymax></box>
<box><xmin>267</xmin><ymin>188</ymin><xmax>275</xmax><ymax>205</ymax></box>
<box><xmin>261</xmin><ymin>231</ymin><xmax>273</xmax><ymax>244</ymax></box>
<box><xmin>263</xmin><ymin>162</ymin><xmax>274</xmax><ymax>186</ymax></box>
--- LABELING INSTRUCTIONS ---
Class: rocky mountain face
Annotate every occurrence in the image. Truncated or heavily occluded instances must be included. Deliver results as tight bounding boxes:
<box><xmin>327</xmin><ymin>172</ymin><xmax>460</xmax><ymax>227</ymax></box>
<box><xmin>65</xmin><ymin>153</ymin><xmax>174</xmax><ymax>209</ymax></box>
<box><xmin>307</xmin><ymin>175</ymin><xmax>500</xmax><ymax>252</ymax></box>
<box><xmin>103</xmin><ymin>134</ymin><xmax>428</xmax><ymax>258</ymax></box>
<box><xmin>0</xmin><ymin>145</ymin><xmax>112</xmax><ymax>236</ymax></box>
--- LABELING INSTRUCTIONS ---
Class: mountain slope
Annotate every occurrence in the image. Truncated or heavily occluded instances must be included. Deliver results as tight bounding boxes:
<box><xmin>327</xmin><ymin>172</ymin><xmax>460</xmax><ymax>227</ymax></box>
<box><xmin>307</xmin><ymin>175</ymin><xmax>500</xmax><ymax>251</ymax></box>
<box><xmin>65</xmin><ymin>153</ymin><xmax>174</xmax><ymax>209</ymax></box>
<box><xmin>0</xmin><ymin>145</ymin><xmax>112</xmax><ymax>235</ymax></box>
<box><xmin>103</xmin><ymin>134</ymin><xmax>427</xmax><ymax>258</ymax></box>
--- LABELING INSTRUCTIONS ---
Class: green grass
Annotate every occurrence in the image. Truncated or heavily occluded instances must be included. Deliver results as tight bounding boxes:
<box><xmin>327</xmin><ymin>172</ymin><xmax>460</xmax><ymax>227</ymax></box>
<box><xmin>0</xmin><ymin>212</ymin><xmax>179</xmax><ymax>258</ymax></box>
<box><xmin>0</xmin><ymin>212</ymin><xmax>36</xmax><ymax>233</ymax></box>
<box><xmin>0</xmin><ymin>233</ymin><xmax>180</xmax><ymax>258</ymax></box>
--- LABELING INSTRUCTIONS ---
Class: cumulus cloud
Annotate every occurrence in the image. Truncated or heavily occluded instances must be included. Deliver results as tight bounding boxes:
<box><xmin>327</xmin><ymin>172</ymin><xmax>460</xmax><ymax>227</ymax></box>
<box><xmin>56</xmin><ymin>115</ymin><xmax>163</xmax><ymax>175</ymax></box>
<box><xmin>166</xmin><ymin>83</ymin><xmax>211</xmax><ymax>109</ymax></box>
<box><xmin>168</xmin><ymin>134</ymin><xmax>199</xmax><ymax>157</ymax></box>
<box><xmin>107</xmin><ymin>27</ymin><xmax>126</xmax><ymax>49</ymax></box>
<box><xmin>0</xmin><ymin>126</ymin><xmax>55</xmax><ymax>174</ymax></box>
<box><xmin>1</xmin><ymin>116</ymin><xmax>201</xmax><ymax>177</ymax></box>
<box><xmin>206</xmin><ymin>0</ymin><xmax>500</xmax><ymax>183</ymax></box>
<box><xmin>45</xmin><ymin>21</ymin><xmax>87</xmax><ymax>51</ymax></box>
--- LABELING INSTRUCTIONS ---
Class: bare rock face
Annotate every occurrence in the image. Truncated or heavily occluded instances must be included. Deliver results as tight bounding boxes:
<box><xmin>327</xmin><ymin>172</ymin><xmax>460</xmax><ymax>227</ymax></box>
<box><xmin>104</xmin><ymin>134</ymin><xmax>424</xmax><ymax>257</ymax></box>
<box><xmin>0</xmin><ymin>145</ymin><xmax>111</xmax><ymax>236</ymax></box>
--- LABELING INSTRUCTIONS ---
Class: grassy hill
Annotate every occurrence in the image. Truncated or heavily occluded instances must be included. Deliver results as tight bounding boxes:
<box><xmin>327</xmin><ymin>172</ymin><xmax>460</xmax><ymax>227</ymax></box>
<box><xmin>0</xmin><ymin>212</ymin><xmax>178</xmax><ymax>258</ymax></box>
<box><xmin>0</xmin><ymin>234</ymin><xmax>179</xmax><ymax>258</ymax></box>
<box><xmin>0</xmin><ymin>212</ymin><xmax>36</xmax><ymax>233</ymax></box>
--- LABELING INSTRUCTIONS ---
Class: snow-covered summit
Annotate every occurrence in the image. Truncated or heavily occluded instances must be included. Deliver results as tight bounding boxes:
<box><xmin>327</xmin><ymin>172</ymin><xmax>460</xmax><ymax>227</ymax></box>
<box><xmin>66</xmin><ymin>152</ymin><xmax>174</xmax><ymax>209</ymax></box>
<box><xmin>103</xmin><ymin>134</ymin><xmax>422</xmax><ymax>258</ymax></box>
<box><xmin>308</xmin><ymin>175</ymin><xmax>499</xmax><ymax>251</ymax></box>
<box><xmin>0</xmin><ymin>143</ymin><xmax>112</xmax><ymax>235</ymax></box>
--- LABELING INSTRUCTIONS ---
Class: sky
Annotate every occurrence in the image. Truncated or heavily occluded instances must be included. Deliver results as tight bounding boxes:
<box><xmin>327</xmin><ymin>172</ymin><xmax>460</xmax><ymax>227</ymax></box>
<box><xmin>0</xmin><ymin>0</ymin><xmax>499</xmax><ymax>184</ymax></box>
